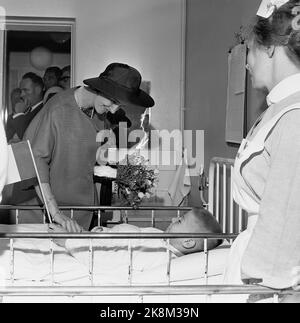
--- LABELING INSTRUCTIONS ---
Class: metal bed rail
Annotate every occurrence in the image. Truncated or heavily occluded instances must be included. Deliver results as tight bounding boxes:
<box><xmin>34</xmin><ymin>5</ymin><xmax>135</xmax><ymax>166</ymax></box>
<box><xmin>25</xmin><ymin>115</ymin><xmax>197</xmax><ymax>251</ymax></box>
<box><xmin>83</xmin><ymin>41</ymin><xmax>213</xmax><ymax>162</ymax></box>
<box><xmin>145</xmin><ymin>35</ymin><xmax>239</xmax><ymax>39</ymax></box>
<box><xmin>0</xmin><ymin>285</ymin><xmax>298</xmax><ymax>299</ymax></box>
<box><xmin>0</xmin><ymin>232</ymin><xmax>235</xmax><ymax>288</ymax></box>
<box><xmin>0</xmin><ymin>231</ymin><xmax>299</xmax><ymax>303</ymax></box>
<box><xmin>0</xmin><ymin>232</ymin><xmax>236</xmax><ymax>239</ymax></box>
<box><xmin>0</xmin><ymin>205</ymin><xmax>297</xmax><ymax>302</ymax></box>
<box><xmin>208</xmin><ymin>157</ymin><xmax>246</xmax><ymax>234</ymax></box>
<box><xmin>0</xmin><ymin>211</ymin><xmax>299</xmax><ymax>302</ymax></box>
<box><xmin>0</xmin><ymin>206</ymin><xmax>193</xmax><ymax>211</ymax></box>
<box><xmin>0</xmin><ymin>205</ymin><xmax>193</xmax><ymax>226</ymax></box>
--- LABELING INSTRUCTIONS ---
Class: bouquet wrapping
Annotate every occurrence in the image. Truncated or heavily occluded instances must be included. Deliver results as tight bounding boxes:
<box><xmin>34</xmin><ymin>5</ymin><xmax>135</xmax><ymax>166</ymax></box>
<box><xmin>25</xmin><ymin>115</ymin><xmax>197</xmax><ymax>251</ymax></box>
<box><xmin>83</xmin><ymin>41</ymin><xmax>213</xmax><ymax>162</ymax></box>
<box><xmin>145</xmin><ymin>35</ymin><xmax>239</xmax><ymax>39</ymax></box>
<box><xmin>94</xmin><ymin>153</ymin><xmax>159</xmax><ymax>208</ymax></box>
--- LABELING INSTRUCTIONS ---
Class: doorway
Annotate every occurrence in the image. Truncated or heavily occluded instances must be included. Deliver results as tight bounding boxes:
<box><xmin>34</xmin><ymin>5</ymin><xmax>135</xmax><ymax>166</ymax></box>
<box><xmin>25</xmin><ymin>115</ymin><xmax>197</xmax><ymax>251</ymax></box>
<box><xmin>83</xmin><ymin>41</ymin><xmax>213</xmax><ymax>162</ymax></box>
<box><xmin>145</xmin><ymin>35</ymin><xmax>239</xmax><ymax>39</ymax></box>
<box><xmin>0</xmin><ymin>16</ymin><xmax>75</xmax><ymax>123</ymax></box>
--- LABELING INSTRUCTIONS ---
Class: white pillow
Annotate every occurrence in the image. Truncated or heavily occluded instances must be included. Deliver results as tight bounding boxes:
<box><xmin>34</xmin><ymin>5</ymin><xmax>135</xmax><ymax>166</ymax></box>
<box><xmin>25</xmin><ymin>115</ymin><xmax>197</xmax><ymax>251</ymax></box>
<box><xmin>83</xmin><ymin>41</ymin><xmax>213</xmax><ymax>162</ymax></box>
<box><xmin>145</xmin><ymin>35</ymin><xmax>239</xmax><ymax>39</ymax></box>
<box><xmin>133</xmin><ymin>242</ymin><xmax>230</xmax><ymax>284</ymax></box>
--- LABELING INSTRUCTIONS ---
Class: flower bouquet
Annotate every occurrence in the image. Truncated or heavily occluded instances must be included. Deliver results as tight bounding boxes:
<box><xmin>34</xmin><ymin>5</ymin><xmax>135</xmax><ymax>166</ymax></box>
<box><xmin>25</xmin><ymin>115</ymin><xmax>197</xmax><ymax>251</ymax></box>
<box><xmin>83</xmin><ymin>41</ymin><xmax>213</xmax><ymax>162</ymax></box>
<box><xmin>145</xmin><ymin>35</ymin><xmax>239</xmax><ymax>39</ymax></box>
<box><xmin>94</xmin><ymin>152</ymin><xmax>159</xmax><ymax>208</ymax></box>
<box><xmin>116</xmin><ymin>153</ymin><xmax>159</xmax><ymax>207</ymax></box>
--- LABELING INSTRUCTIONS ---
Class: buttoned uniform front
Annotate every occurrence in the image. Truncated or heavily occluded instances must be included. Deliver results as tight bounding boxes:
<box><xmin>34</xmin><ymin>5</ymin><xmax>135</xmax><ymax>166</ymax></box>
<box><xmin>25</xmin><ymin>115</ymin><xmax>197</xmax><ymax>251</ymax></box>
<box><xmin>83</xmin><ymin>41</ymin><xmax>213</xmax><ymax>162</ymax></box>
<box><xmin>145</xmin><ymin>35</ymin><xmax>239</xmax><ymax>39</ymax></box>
<box><xmin>21</xmin><ymin>88</ymin><xmax>103</xmax><ymax>229</ymax></box>
<box><xmin>224</xmin><ymin>73</ymin><xmax>300</xmax><ymax>288</ymax></box>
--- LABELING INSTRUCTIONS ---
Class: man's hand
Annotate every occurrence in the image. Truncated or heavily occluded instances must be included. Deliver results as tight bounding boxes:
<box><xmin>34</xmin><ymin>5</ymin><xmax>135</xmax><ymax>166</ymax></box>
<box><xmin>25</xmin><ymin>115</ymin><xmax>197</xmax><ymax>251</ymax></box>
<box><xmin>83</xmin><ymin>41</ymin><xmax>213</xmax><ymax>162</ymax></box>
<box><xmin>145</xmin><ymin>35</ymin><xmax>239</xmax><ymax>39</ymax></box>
<box><xmin>14</xmin><ymin>101</ymin><xmax>27</xmax><ymax>114</ymax></box>
<box><xmin>52</xmin><ymin>212</ymin><xmax>83</xmax><ymax>233</ymax></box>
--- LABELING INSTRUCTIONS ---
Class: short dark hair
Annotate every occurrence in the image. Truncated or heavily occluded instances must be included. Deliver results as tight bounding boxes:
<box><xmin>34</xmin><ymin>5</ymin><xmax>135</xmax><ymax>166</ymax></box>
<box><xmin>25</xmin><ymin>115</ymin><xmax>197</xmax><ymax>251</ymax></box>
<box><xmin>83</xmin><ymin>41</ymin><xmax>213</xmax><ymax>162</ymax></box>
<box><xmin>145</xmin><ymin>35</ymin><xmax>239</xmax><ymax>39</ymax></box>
<box><xmin>44</xmin><ymin>66</ymin><xmax>62</xmax><ymax>80</ymax></box>
<box><xmin>61</xmin><ymin>65</ymin><xmax>71</xmax><ymax>74</ymax></box>
<box><xmin>22</xmin><ymin>72</ymin><xmax>44</xmax><ymax>90</ymax></box>
<box><xmin>249</xmin><ymin>0</ymin><xmax>300</xmax><ymax>65</ymax></box>
<box><xmin>191</xmin><ymin>207</ymin><xmax>223</xmax><ymax>250</ymax></box>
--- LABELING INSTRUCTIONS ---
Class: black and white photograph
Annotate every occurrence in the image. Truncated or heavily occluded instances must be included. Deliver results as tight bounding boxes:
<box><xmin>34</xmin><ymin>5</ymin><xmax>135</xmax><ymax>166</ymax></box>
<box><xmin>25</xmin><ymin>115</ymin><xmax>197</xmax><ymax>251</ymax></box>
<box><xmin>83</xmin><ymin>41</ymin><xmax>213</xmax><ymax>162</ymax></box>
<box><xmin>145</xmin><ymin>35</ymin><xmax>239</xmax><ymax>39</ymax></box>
<box><xmin>0</xmin><ymin>0</ymin><xmax>299</xmax><ymax>307</ymax></box>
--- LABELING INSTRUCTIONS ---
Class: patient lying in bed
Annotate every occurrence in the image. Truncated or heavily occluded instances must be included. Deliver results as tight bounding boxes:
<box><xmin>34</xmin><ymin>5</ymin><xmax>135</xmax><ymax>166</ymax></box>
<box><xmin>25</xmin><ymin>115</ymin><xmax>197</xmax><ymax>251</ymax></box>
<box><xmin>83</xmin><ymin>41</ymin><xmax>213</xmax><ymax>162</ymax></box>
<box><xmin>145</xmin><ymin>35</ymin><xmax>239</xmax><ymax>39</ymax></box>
<box><xmin>47</xmin><ymin>207</ymin><xmax>223</xmax><ymax>284</ymax></box>
<box><xmin>50</xmin><ymin>207</ymin><xmax>222</xmax><ymax>261</ymax></box>
<box><xmin>0</xmin><ymin>208</ymin><xmax>224</xmax><ymax>286</ymax></box>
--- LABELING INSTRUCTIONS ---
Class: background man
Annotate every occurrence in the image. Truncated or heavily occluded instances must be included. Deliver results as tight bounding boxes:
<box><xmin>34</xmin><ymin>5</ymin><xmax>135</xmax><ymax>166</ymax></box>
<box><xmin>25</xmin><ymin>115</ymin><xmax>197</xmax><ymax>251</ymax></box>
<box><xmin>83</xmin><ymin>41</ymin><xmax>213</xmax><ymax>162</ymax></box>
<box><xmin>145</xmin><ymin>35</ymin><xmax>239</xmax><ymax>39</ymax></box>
<box><xmin>43</xmin><ymin>66</ymin><xmax>63</xmax><ymax>103</ymax></box>
<box><xmin>5</xmin><ymin>88</ymin><xmax>27</xmax><ymax>143</ymax></box>
<box><xmin>59</xmin><ymin>65</ymin><xmax>71</xmax><ymax>90</ymax></box>
<box><xmin>6</xmin><ymin>73</ymin><xmax>44</xmax><ymax>142</ymax></box>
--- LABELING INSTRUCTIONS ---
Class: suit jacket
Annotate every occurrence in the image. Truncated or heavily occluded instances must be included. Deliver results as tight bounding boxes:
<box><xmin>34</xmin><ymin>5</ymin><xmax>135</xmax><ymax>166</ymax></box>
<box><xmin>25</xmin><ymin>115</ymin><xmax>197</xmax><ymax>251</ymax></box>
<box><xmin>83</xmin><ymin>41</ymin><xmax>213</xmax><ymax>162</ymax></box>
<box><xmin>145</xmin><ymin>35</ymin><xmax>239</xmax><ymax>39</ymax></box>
<box><xmin>6</xmin><ymin>102</ymin><xmax>44</xmax><ymax>142</ymax></box>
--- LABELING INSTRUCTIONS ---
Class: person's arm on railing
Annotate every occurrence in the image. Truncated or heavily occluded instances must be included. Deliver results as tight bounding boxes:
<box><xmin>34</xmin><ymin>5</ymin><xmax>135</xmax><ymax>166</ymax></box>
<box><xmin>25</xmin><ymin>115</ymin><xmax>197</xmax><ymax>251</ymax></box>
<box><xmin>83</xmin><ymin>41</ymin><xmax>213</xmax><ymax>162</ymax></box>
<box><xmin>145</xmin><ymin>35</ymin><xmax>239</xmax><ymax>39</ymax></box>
<box><xmin>35</xmin><ymin>183</ymin><xmax>82</xmax><ymax>232</ymax></box>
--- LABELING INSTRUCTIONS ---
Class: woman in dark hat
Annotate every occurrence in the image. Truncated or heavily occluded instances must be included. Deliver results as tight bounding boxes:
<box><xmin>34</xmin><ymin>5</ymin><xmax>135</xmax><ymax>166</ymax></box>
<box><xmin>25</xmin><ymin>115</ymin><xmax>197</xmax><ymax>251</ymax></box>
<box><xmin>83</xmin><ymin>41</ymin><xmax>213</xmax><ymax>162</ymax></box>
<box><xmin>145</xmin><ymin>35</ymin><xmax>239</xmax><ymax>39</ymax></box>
<box><xmin>21</xmin><ymin>63</ymin><xmax>154</xmax><ymax>232</ymax></box>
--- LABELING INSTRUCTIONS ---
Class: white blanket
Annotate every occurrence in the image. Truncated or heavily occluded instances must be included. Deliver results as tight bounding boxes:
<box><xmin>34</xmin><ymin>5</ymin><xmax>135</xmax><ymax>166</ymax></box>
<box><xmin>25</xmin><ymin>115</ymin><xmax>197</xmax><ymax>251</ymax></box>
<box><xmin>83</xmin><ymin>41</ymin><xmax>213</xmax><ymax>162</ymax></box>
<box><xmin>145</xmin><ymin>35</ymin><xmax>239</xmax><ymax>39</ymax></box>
<box><xmin>0</xmin><ymin>224</ymin><xmax>230</xmax><ymax>286</ymax></box>
<box><xmin>0</xmin><ymin>225</ymin><xmax>88</xmax><ymax>285</ymax></box>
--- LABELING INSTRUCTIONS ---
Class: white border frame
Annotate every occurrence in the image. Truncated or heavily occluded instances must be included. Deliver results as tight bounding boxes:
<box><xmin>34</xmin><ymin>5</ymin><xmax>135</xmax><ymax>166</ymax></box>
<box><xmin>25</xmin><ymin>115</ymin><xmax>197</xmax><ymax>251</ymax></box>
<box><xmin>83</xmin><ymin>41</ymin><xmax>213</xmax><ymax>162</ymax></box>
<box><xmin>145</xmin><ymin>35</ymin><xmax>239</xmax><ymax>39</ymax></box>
<box><xmin>180</xmin><ymin>0</ymin><xmax>186</xmax><ymax>134</ymax></box>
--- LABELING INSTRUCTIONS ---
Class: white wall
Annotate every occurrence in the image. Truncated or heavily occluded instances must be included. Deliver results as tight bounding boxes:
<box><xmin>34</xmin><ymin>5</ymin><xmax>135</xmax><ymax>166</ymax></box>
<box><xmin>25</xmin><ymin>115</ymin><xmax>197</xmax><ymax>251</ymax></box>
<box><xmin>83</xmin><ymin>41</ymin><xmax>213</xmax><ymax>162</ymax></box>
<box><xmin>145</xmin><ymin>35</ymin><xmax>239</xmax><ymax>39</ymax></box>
<box><xmin>0</xmin><ymin>0</ymin><xmax>184</xmax><ymax>132</ymax></box>
<box><xmin>185</xmin><ymin>0</ymin><xmax>262</xmax><ymax>206</ymax></box>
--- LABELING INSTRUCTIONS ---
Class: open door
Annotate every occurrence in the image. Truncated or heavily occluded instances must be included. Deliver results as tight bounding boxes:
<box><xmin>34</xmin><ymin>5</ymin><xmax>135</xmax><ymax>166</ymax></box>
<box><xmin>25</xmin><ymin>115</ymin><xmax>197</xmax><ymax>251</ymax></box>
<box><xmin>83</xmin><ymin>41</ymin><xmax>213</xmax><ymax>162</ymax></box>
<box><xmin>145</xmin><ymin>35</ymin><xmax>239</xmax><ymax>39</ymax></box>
<box><xmin>0</xmin><ymin>16</ymin><xmax>75</xmax><ymax>125</ymax></box>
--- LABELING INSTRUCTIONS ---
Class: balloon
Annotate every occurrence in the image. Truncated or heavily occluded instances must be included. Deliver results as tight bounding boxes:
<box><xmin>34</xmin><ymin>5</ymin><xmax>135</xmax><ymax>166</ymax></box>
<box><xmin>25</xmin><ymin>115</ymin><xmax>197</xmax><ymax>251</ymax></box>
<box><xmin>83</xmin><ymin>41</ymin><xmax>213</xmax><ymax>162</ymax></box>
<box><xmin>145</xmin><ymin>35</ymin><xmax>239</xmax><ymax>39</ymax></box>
<box><xmin>30</xmin><ymin>47</ymin><xmax>53</xmax><ymax>71</ymax></box>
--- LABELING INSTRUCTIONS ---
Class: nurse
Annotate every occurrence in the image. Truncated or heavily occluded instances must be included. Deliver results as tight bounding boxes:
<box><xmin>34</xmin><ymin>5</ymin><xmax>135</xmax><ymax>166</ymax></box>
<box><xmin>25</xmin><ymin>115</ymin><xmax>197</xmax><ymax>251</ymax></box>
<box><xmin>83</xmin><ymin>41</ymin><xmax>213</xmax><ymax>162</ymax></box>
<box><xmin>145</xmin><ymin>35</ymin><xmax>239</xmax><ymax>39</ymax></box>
<box><xmin>224</xmin><ymin>0</ymin><xmax>300</xmax><ymax>294</ymax></box>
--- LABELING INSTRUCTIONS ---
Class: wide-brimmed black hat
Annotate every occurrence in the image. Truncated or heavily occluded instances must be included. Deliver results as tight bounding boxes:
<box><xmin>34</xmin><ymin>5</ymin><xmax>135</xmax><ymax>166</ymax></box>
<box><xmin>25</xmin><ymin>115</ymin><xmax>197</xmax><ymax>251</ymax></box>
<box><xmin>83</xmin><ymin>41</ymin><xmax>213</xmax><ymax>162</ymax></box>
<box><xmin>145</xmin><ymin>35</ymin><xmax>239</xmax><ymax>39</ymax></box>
<box><xmin>83</xmin><ymin>63</ymin><xmax>155</xmax><ymax>108</ymax></box>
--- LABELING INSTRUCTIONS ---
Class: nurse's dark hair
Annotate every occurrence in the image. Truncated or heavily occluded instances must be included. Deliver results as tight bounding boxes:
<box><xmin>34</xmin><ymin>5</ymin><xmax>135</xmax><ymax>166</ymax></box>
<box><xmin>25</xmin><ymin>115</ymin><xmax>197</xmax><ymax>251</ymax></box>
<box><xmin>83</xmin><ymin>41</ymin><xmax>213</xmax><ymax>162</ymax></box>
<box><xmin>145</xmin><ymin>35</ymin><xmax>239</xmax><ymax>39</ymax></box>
<box><xmin>250</xmin><ymin>0</ymin><xmax>300</xmax><ymax>65</ymax></box>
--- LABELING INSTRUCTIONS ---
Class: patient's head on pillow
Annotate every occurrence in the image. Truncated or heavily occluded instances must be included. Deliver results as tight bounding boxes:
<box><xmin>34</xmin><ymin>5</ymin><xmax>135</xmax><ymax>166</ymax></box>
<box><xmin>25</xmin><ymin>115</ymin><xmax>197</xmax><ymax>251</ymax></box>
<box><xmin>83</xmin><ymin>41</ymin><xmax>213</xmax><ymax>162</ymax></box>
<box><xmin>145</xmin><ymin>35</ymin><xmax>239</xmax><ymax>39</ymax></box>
<box><xmin>166</xmin><ymin>207</ymin><xmax>222</xmax><ymax>255</ymax></box>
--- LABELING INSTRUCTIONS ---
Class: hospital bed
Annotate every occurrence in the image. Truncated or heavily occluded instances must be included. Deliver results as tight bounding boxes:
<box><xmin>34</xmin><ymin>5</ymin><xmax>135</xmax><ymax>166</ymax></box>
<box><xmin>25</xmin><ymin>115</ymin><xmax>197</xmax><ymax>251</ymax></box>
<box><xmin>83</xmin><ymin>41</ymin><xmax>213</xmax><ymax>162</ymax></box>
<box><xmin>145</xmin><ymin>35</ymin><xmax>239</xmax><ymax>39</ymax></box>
<box><xmin>0</xmin><ymin>158</ymin><xmax>298</xmax><ymax>303</ymax></box>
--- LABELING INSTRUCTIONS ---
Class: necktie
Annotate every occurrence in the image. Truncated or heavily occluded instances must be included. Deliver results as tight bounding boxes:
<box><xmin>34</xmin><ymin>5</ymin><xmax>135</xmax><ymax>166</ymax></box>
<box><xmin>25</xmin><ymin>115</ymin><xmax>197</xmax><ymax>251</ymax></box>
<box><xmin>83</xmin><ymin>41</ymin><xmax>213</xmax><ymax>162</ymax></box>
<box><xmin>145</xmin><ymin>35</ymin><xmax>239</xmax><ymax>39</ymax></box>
<box><xmin>81</xmin><ymin>107</ymin><xmax>95</xmax><ymax>119</ymax></box>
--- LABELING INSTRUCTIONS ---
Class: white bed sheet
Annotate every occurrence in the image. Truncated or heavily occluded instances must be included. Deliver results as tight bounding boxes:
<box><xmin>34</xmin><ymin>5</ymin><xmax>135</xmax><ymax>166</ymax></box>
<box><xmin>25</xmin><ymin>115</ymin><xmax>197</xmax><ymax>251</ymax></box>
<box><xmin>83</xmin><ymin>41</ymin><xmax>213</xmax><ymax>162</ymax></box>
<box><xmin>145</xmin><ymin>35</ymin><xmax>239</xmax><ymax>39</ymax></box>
<box><xmin>0</xmin><ymin>224</ymin><xmax>237</xmax><ymax>303</ymax></box>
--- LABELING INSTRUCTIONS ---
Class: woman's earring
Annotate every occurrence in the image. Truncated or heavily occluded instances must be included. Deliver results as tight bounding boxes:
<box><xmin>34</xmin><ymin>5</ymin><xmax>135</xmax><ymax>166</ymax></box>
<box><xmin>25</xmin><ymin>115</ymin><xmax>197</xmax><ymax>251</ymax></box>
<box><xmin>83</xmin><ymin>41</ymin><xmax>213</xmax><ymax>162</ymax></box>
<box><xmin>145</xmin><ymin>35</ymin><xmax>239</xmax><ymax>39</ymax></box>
<box><xmin>267</xmin><ymin>45</ymin><xmax>275</xmax><ymax>58</ymax></box>
<box><xmin>245</xmin><ymin>64</ymin><xmax>250</xmax><ymax>71</ymax></box>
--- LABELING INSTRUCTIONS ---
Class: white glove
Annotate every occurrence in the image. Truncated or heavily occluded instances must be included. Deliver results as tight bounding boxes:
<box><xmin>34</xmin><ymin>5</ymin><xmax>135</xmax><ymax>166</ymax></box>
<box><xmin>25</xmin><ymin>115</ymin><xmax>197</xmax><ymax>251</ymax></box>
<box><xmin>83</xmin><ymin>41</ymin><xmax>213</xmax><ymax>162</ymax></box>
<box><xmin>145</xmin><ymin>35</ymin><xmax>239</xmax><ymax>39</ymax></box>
<box><xmin>94</xmin><ymin>165</ymin><xmax>117</xmax><ymax>179</ymax></box>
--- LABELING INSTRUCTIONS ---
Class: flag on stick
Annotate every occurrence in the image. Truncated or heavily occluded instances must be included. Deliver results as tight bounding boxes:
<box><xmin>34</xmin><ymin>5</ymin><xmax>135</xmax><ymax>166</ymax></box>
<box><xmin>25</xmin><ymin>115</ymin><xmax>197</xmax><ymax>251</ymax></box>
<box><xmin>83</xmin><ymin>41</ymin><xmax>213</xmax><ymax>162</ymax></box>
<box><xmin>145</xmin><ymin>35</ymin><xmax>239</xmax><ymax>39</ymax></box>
<box><xmin>7</xmin><ymin>141</ymin><xmax>37</xmax><ymax>185</ymax></box>
<box><xmin>168</xmin><ymin>149</ymin><xmax>191</xmax><ymax>206</ymax></box>
<box><xmin>6</xmin><ymin>140</ymin><xmax>52</xmax><ymax>223</ymax></box>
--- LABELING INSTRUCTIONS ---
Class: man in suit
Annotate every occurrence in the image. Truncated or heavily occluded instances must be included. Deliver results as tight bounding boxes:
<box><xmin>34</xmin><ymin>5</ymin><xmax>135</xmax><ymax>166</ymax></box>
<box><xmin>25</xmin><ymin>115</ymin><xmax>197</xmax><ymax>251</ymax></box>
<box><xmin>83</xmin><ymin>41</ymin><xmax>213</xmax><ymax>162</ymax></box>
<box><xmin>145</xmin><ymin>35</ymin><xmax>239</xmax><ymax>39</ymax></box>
<box><xmin>3</xmin><ymin>73</ymin><xmax>44</xmax><ymax>215</ymax></box>
<box><xmin>6</xmin><ymin>73</ymin><xmax>44</xmax><ymax>142</ymax></box>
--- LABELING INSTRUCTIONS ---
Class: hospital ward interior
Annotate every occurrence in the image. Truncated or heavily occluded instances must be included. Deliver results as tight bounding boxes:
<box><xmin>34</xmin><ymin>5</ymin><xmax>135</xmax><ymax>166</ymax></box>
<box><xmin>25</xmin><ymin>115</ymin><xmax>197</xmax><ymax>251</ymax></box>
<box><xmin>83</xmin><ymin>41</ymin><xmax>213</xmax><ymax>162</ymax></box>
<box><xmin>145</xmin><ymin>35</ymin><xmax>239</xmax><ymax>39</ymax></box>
<box><xmin>0</xmin><ymin>0</ymin><xmax>300</xmax><ymax>304</ymax></box>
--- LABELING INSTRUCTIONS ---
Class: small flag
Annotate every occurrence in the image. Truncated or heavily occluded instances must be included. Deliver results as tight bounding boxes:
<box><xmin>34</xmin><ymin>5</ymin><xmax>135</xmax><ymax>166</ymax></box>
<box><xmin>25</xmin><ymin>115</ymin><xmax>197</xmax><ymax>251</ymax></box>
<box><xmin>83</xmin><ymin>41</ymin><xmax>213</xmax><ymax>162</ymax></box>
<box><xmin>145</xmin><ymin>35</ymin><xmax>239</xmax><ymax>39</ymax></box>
<box><xmin>5</xmin><ymin>140</ymin><xmax>52</xmax><ymax>223</ymax></box>
<box><xmin>6</xmin><ymin>141</ymin><xmax>37</xmax><ymax>185</ymax></box>
<box><xmin>168</xmin><ymin>149</ymin><xmax>191</xmax><ymax>206</ymax></box>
